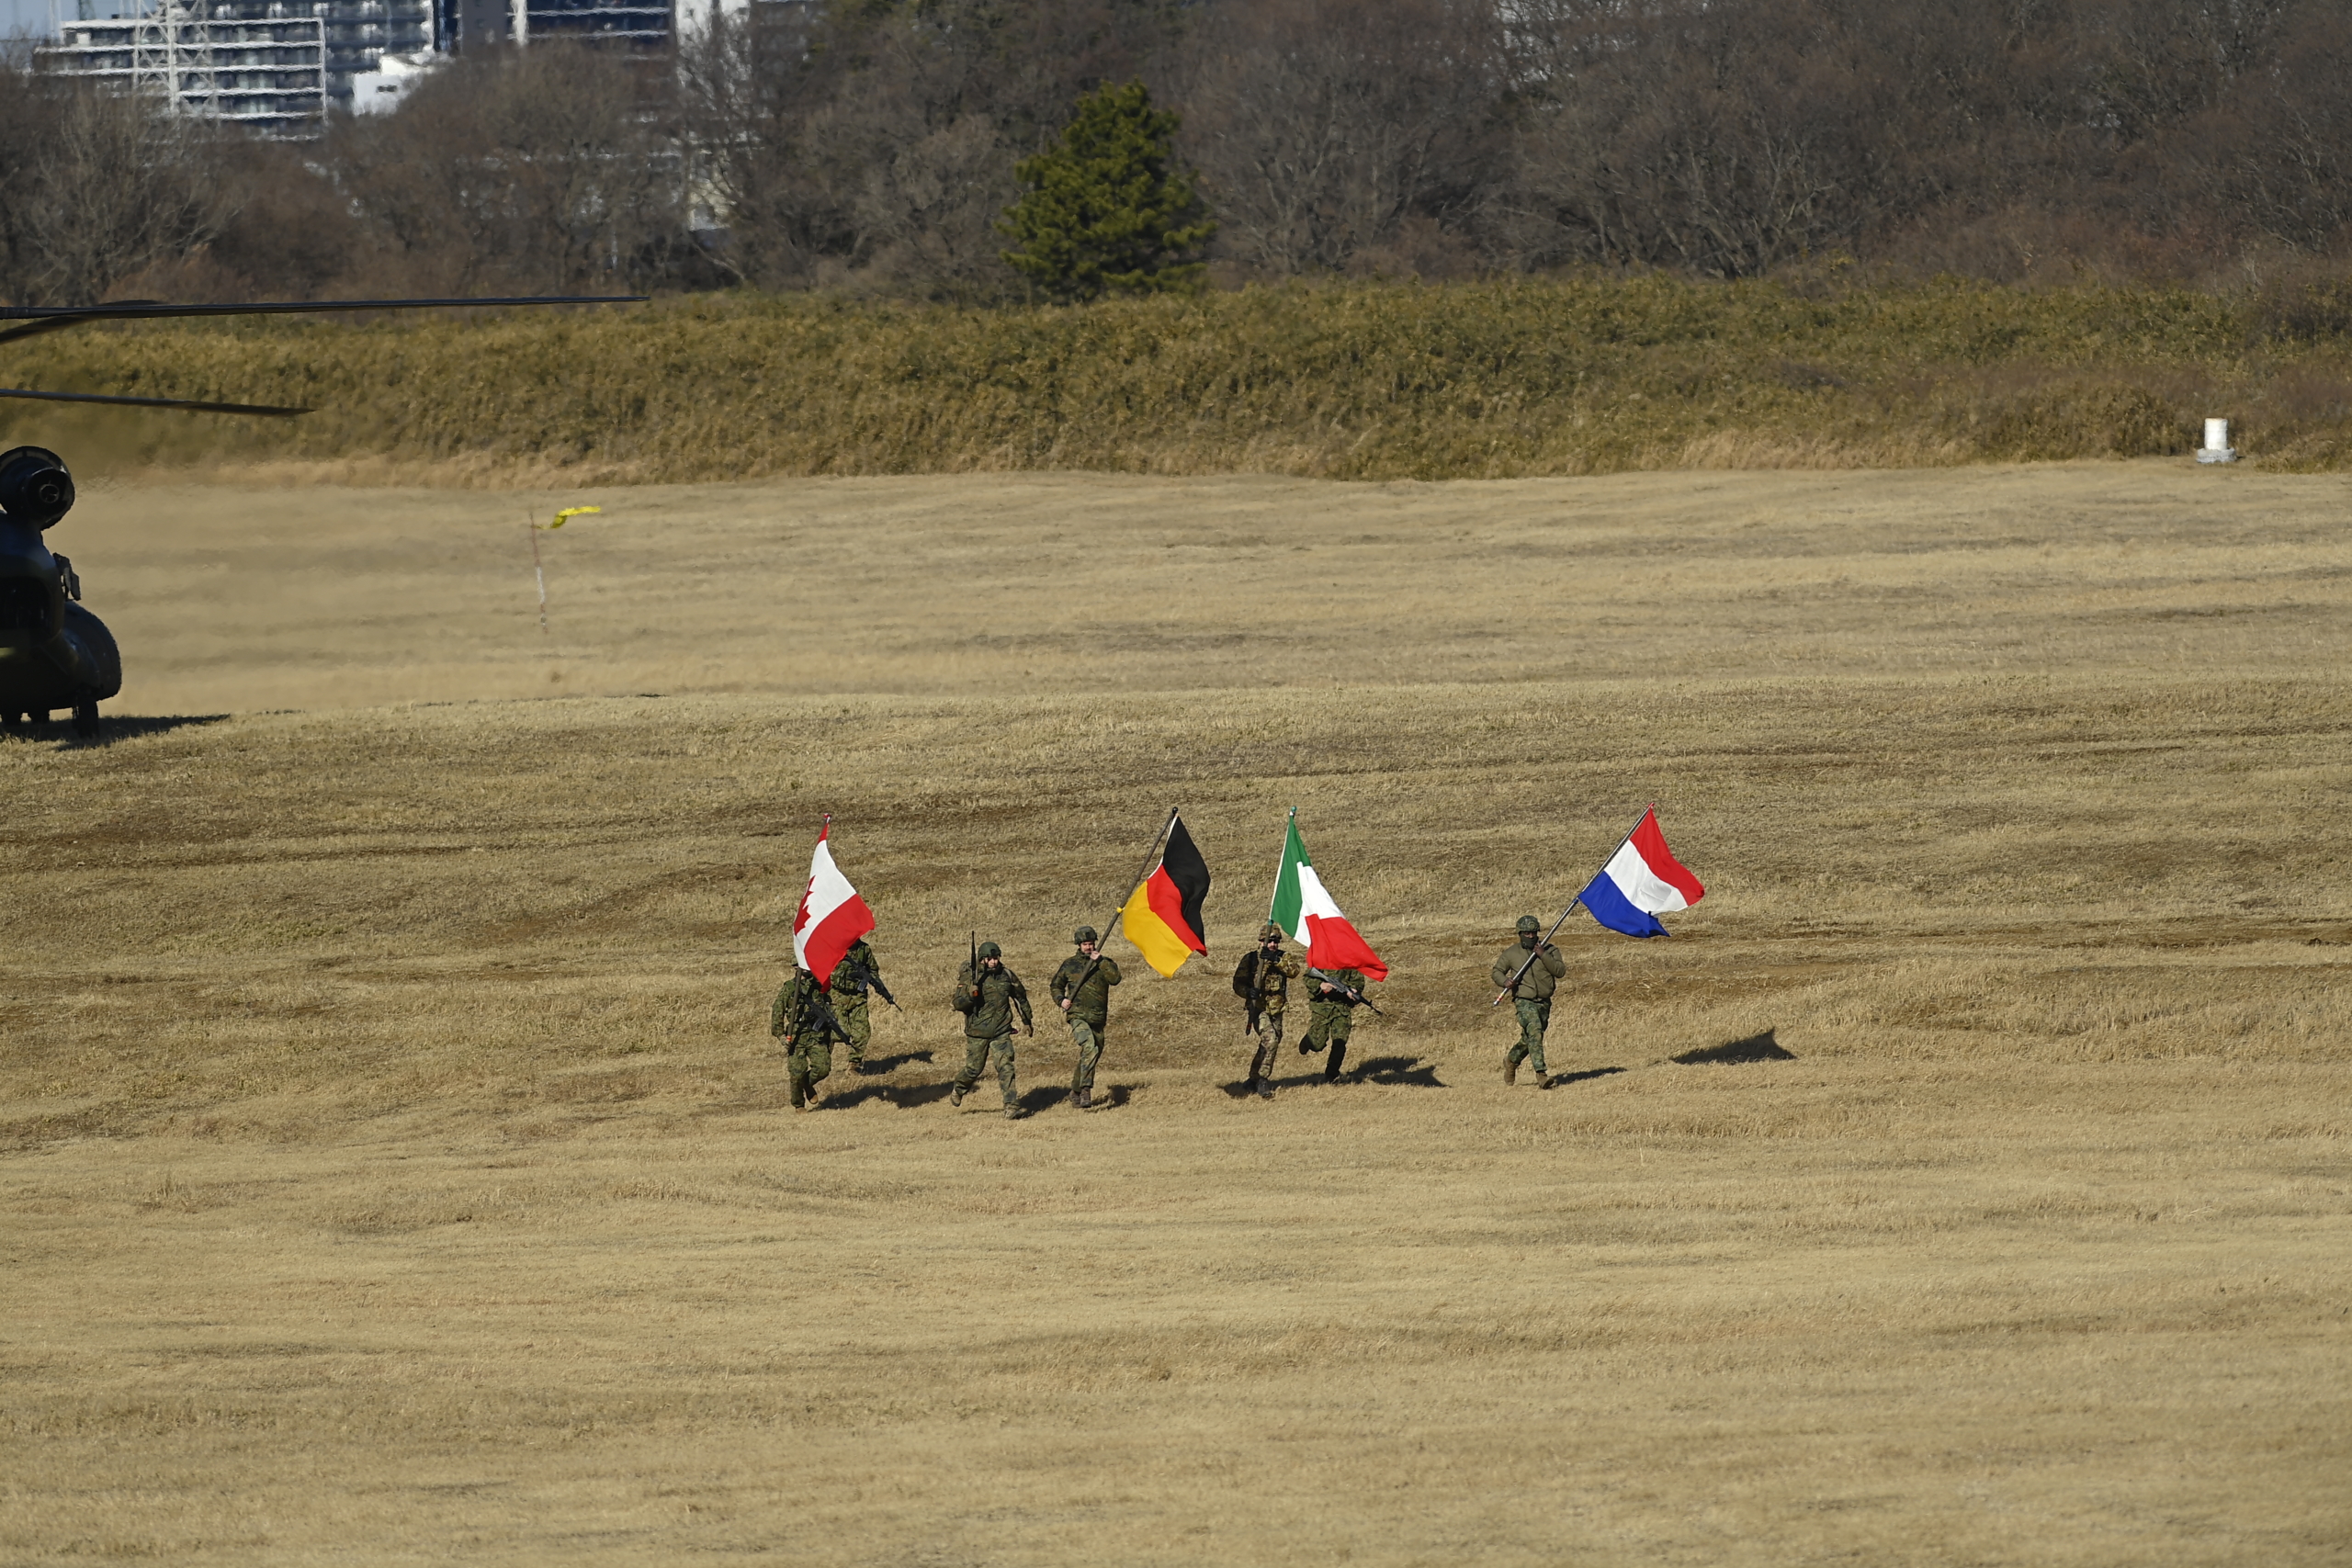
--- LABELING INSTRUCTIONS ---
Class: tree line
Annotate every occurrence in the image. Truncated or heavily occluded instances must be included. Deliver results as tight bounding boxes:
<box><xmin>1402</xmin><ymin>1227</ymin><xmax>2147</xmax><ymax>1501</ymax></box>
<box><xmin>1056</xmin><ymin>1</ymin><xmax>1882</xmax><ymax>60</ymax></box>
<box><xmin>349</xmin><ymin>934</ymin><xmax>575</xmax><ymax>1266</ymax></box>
<box><xmin>5</xmin><ymin>0</ymin><xmax>2352</xmax><ymax>307</ymax></box>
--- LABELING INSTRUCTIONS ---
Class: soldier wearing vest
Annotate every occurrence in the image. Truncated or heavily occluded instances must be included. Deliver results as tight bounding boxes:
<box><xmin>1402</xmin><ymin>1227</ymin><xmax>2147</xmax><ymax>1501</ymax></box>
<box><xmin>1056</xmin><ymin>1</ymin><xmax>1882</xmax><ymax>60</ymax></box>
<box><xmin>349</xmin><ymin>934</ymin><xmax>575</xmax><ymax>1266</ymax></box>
<box><xmin>770</xmin><ymin>964</ymin><xmax>848</xmax><ymax>1111</ymax></box>
<box><xmin>1300</xmin><ymin>965</ymin><xmax>1369</xmax><ymax>1082</ymax></box>
<box><xmin>1233</xmin><ymin>923</ymin><xmax>1303</xmax><ymax>1100</ymax></box>
<box><xmin>827</xmin><ymin>936</ymin><xmax>888</xmax><ymax>1069</ymax></box>
<box><xmin>950</xmin><ymin>941</ymin><xmax>1033</xmax><ymax>1118</ymax></box>
<box><xmin>1049</xmin><ymin>926</ymin><xmax>1122</xmax><ymax>1110</ymax></box>
<box><xmin>1492</xmin><ymin>915</ymin><xmax>1567</xmax><ymax>1086</ymax></box>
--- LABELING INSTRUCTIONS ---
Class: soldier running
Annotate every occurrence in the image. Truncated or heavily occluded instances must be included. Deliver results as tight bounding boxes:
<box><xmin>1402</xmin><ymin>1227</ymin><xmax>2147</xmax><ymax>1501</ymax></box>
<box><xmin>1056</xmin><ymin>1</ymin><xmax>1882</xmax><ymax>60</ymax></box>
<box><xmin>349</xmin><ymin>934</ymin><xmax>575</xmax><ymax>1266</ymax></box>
<box><xmin>1233</xmin><ymin>922</ymin><xmax>1303</xmax><ymax>1100</ymax></box>
<box><xmin>771</xmin><ymin>964</ymin><xmax>850</xmax><ymax>1111</ymax></box>
<box><xmin>1299</xmin><ymin>964</ymin><xmax>1372</xmax><ymax>1082</ymax></box>
<box><xmin>827</xmin><ymin>934</ymin><xmax>893</xmax><ymax>1070</ymax></box>
<box><xmin>1492</xmin><ymin>915</ymin><xmax>1567</xmax><ymax>1086</ymax></box>
<box><xmin>1049</xmin><ymin>925</ymin><xmax>1122</xmax><ymax>1111</ymax></box>
<box><xmin>950</xmin><ymin>941</ymin><xmax>1033</xmax><ymax>1119</ymax></box>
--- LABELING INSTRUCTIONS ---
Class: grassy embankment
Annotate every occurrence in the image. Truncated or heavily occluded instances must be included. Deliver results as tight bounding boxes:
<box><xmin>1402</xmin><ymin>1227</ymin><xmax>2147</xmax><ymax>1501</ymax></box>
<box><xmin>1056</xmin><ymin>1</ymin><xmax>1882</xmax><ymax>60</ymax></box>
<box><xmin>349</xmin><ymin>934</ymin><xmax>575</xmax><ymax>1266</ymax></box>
<box><xmin>10</xmin><ymin>277</ymin><xmax>2352</xmax><ymax>480</ymax></box>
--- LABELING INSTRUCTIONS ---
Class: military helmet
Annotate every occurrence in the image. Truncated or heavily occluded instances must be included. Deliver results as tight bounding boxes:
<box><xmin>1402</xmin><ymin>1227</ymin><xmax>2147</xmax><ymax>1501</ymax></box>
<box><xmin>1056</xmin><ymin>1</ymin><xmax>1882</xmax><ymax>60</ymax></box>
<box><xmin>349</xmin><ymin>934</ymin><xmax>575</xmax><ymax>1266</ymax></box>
<box><xmin>977</xmin><ymin>941</ymin><xmax>1001</xmax><ymax>959</ymax></box>
<box><xmin>1073</xmin><ymin>925</ymin><xmax>1099</xmax><ymax>944</ymax></box>
<box><xmin>1516</xmin><ymin>915</ymin><xmax>1542</xmax><ymax>933</ymax></box>
<box><xmin>1260</xmin><ymin>922</ymin><xmax>1284</xmax><ymax>942</ymax></box>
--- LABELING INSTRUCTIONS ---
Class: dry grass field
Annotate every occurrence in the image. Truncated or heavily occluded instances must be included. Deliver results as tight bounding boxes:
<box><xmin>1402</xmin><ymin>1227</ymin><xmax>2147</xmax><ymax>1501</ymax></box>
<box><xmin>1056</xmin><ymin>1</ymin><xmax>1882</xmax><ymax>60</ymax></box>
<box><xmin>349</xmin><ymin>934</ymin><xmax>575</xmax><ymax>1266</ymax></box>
<box><xmin>3</xmin><ymin>461</ymin><xmax>2348</xmax><ymax>1564</ymax></box>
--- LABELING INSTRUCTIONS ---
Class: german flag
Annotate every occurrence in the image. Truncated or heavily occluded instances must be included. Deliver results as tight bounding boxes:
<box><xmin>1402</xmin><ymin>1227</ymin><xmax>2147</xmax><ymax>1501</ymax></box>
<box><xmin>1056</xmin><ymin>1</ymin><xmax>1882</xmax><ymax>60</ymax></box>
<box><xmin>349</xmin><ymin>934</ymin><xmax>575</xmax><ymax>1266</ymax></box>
<box><xmin>1118</xmin><ymin>812</ymin><xmax>1212</xmax><ymax>976</ymax></box>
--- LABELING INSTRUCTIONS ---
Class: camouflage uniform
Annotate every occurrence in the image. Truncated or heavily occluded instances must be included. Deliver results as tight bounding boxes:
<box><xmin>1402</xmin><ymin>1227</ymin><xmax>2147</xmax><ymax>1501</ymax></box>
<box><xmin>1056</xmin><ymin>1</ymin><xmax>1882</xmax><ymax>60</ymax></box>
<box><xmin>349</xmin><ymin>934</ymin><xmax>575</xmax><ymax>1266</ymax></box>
<box><xmin>827</xmin><ymin>937</ymin><xmax>886</xmax><ymax>1067</ymax></box>
<box><xmin>950</xmin><ymin>942</ymin><xmax>1033</xmax><ymax>1116</ymax></box>
<box><xmin>1233</xmin><ymin>925</ymin><xmax>1303</xmax><ymax>1098</ymax></box>
<box><xmin>1491</xmin><ymin>917</ymin><xmax>1567</xmax><ymax>1085</ymax></box>
<box><xmin>770</xmin><ymin>968</ymin><xmax>845</xmax><ymax>1111</ymax></box>
<box><xmin>1049</xmin><ymin>927</ymin><xmax>1122</xmax><ymax>1109</ymax></box>
<box><xmin>1301</xmin><ymin>965</ymin><xmax>1368</xmax><ymax>1081</ymax></box>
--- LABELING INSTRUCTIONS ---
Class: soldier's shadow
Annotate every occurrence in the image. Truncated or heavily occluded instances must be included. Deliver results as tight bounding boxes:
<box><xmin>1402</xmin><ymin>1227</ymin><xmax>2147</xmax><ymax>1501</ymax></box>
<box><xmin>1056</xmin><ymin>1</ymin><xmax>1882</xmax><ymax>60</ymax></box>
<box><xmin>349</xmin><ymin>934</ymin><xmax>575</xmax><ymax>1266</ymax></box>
<box><xmin>1543</xmin><ymin>1066</ymin><xmax>1628</xmax><ymax>1089</ymax></box>
<box><xmin>1009</xmin><ymin>1084</ymin><xmax>1134</xmax><ymax>1115</ymax></box>
<box><xmin>859</xmin><ymin>1050</ymin><xmax>934</xmax><ymax>1076</ymax></box>
<box><xmin>1221</xmin><ymin>1059</ymin><xmax>1445</xmax><ymax>1094</ymax></box>
<box><xmin>822</xmin><ymin>1078</ymin><xmax>955</xmax><ymax>1110</ymax></box>
<box><xmin>1344</xmin><ymin>1055</ymin><xmax>1448</xmax><ymax>1089</ymax></box>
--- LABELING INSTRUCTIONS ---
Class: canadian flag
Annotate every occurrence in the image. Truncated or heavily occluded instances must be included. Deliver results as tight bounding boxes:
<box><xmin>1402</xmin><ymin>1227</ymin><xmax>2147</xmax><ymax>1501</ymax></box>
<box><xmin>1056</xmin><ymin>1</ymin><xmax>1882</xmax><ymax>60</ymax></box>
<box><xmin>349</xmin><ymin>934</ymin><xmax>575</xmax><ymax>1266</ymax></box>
<box><xmin>792</xmin><ymin>819</ymin><xmax>876</xmax><ymax>985</ymax></box>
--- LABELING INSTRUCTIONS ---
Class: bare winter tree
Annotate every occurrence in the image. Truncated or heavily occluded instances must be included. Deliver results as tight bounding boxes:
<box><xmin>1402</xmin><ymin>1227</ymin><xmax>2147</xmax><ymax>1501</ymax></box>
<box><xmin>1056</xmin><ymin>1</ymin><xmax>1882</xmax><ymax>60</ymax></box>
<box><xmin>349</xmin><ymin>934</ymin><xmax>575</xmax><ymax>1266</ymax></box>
<box><xmin>2182</xmin><ymin>0</ymin><xmax>2352</xmax><ymax>253</ymax></box>
<box><xmin>329</xmin><ymin>44</ymin><xmax>688</xmax><ymax>294</ymax></box>
<box><xmin>0</xmin><ymin>82</ymin><xmax>232</xmax><ymax>305</ymax></box>
<box><xmin>678</xmin><ymin>0</ymin><xmax>1184</xmax><ymax>297</ymax></box>
<box><xmin>675</xmin><ymin>3</ymin><xmax>860</xmax><ymax>288</ymax></box>
<box><xmin>1178</xmin><ymin>0</ymin><xmax>1502</xmax><ymax>276</ymax></box>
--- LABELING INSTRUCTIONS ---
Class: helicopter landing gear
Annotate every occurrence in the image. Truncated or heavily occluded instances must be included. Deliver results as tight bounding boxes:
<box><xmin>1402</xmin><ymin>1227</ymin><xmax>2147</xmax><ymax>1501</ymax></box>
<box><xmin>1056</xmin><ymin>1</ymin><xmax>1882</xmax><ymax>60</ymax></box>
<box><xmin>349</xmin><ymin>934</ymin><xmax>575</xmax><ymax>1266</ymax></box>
<box><xmin>71</xmin><ymin>700</ymin><xmax>99</xmax><ymax>739</ymax></box>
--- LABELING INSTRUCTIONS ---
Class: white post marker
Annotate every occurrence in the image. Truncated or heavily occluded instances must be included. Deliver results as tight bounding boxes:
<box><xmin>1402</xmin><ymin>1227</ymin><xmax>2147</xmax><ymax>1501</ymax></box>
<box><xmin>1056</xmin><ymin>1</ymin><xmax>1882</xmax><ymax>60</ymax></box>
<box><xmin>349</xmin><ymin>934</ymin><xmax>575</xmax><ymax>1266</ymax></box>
<box><xmin>2197</xmin><ymin>417</ymin><xmax>2237</xmax><ymax>464</ymax></box>
<box><xmin>528</xmin><ymin>505</ymin><xmax>601</xmax><ymax>632</ymax></box>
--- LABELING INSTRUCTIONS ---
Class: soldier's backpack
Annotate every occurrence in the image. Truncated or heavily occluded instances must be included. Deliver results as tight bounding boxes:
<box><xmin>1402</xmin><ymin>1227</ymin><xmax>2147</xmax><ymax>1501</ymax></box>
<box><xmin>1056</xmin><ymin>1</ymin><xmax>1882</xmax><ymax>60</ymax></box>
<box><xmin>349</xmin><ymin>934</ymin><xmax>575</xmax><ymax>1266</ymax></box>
<box><xmin>1231</xmin><ymin>951</ymin><xmax>1260</xmax><ymax>999</ymax></box>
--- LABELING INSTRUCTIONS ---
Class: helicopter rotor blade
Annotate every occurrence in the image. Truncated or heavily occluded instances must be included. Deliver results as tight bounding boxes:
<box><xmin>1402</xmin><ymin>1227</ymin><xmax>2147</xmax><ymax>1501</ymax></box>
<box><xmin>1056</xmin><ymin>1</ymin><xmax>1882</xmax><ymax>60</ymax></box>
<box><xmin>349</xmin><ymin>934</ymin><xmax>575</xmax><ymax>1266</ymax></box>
<box><xmin>0</xmin><ymin>386</ymin><xmax>310</xmax><ymax>416</ymax></box>
<box><xmin>0</xmin><ymin>294</ymin><xmax>648</xmax><ymax>346</ymax></box>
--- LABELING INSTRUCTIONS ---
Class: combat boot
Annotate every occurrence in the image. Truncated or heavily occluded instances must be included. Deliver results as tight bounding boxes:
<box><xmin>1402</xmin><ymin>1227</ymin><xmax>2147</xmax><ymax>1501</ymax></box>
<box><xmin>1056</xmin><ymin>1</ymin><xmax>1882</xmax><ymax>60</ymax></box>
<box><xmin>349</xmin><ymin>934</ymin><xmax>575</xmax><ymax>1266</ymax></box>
<box><xmin>949</xmin><ymin>1082</ymin><xmax>967</xmax><ymax>1108</ymax></box>
<box><xmin>1325</xmin><ymin>1042</ymin><xmax>1347</xmax><ymax>1081</ymax></box>
<box><xmin>1074</xmin><ymin>1087</ymin><xmax>1091</xmax><ymax>1111</ymax></box>
<box><xmin>789</xmin><ymin>1074</ymin><xmax>807</xmax><ymax>1111</ymax></box>
<box><xmin>1503</xmin><ymin>1056</ymin><xmax>1518</xmax><ymax>1087</ymax></box>
<box><xmin>1002</xmin><ymin>1102</ymin><xmax>1021</xmax><ymax>1121</ymax></box>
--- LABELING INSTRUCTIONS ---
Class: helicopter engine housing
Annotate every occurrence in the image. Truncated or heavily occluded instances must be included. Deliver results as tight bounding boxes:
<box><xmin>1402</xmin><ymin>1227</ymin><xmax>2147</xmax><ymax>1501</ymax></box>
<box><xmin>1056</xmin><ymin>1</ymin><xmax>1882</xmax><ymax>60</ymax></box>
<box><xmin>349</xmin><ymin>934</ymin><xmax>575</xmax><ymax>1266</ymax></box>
<box><xmin>0</xmin><ymin>446</ymin><xmax>121</xmax><ymax>726</ymax></box>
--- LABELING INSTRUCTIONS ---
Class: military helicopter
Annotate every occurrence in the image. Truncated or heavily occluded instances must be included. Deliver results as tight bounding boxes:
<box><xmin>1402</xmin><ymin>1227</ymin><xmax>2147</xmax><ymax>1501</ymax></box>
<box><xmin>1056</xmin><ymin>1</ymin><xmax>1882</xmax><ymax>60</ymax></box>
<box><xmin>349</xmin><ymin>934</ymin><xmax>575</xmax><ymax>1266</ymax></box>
<box><xmin>0</xmin><ymin>295</ymin><xmax>642</xmax><ymax>738</ymax></box>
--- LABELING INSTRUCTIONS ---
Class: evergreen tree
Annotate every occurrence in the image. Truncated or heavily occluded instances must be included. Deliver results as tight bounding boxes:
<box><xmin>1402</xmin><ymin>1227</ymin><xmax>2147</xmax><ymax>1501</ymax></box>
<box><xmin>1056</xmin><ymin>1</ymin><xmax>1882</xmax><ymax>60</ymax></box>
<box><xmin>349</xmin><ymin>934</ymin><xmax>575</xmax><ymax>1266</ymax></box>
<box><xmin>999</xmin><ymin>81</ymin><xmax>1216</xmax><ymax>302</ymax></box>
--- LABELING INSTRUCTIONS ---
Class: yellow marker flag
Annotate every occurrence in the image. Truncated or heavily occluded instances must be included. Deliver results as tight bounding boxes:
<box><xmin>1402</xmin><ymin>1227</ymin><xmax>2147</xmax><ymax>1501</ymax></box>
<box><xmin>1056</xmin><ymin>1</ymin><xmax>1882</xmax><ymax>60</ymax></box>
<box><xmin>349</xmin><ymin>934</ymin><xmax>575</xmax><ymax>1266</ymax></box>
<box><xmin>548</xmin><ymin>506</ymin><xmax>601</xmax><ymax>529</ymax></box>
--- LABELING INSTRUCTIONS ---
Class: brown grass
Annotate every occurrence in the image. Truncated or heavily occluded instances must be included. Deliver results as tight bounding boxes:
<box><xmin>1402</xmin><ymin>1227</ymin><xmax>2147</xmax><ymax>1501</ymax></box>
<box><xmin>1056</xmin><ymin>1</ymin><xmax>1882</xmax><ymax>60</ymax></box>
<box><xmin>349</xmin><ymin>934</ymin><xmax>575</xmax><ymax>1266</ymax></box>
<box><xmin>2</xmin><ymin>463</ymin><xmax>2348</xmax><ymax>1563</ymax></box>
<box><xmin>17</xmin><ymin>278</ymin><xmax>2352</xmax><ymax>483</ymax></box>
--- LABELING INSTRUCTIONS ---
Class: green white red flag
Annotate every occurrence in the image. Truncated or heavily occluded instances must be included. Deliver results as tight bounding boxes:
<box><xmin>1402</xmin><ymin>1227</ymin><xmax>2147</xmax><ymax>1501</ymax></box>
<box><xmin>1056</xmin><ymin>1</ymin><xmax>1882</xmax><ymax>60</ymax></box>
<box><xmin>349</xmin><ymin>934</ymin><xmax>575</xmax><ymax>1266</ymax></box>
<box><xmin>1268</xmin><ymin>812</ymin><xmax>1387</xmax><ymax>980</ymax></box>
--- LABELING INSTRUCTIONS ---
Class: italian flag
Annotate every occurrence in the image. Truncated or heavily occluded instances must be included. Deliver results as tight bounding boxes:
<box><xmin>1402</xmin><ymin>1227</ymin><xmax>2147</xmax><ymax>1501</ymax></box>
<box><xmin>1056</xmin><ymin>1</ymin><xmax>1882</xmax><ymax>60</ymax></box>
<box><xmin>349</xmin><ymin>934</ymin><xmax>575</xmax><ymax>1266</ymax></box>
<box><xmin>792</xmin><ymin>818</ymin><xmax>876</xmax><ymax>985</ymax></box>
<box><xmin>1269</xmin><ymin>812</ymin><xmax>1388</xmax><ymax>981</ymax></box>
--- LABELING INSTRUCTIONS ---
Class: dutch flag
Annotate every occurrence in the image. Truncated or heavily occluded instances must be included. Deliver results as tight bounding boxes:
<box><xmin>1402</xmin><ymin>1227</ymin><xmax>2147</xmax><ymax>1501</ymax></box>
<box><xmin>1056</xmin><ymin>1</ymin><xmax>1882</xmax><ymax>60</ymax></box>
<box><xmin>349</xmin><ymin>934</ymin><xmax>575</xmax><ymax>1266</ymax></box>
<box><xmin>1579</xmin><ymin>807</ymin><xmax>1706</xmax><ymax>938</ymax></box>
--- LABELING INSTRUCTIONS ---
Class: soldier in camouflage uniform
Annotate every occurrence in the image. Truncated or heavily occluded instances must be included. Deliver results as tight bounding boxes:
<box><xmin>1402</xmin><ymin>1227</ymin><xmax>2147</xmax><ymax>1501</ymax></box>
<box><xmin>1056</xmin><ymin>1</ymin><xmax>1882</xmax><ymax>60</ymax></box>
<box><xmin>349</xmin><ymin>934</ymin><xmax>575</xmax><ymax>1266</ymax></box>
<box><xmin>770</xmin><ymin>964</ymin><xmax>849</xmax><ymax>1111</ymax></box>
<box><xmin>1491</xmin><ymin>915</ymin><xmax>1567</xmax><ymax>1086</ymax></box>
<box><xmin>1049</xmin><ymin>926</ymin><xmax>1122</xmax><ymax>1111</ymax></box>
<box><xmin>949</xmin><ymin>941</ymin><xmax>1033</xmax><ymax>1119</ymax></box>
<box><xmin>1233</xmin><ymin>922</ymin><xmax>1303</xmax><ymax>1100</ymax></box>
<box><xmin>827</xmin><ymin>935</ymin><xmax>888</xmax><ymax>1070</ymax></box>
<box><xmin>1299</xmin><ymin>965</ymin><xmax>1371</xmax><ymax>1083</ymax></box>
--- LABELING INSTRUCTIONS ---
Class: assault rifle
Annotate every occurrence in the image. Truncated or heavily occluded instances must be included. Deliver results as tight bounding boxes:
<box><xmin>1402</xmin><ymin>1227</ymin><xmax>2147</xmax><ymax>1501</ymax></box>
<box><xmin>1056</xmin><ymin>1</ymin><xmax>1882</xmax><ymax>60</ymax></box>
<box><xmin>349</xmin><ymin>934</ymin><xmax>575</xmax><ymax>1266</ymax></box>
<box><xmin>1306</xmin><ymin>967</ymin><xmax>1384</xmax><ymax>1016</ymax></box>
<box><xmin>836</xmin><ymin>952</ymin><xmax>899</xmax><ymax>1010</ymax></box>
<box><xmin>1236</xmin><ymin>943</ymin><xmax>1277</xmax><ymax>1038</ymax></box>
<box><xmin>789</xmin><ymin>981</ymin><xmax>854</xmax><ymax>1051</ymax></box>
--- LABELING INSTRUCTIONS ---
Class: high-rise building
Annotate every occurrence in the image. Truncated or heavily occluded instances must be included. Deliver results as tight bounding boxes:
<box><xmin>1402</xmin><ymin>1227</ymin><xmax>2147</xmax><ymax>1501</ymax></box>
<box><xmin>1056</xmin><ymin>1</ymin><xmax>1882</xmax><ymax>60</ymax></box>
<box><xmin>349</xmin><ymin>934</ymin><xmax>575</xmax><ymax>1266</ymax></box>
<box><xmin>435</xmin><ymin>0</ymin><xmax>664</xmax><ymax>51</ymax></box>
<box><xmin>37</xmin><ymin>0</ymin><xmax>677</xmax><ymax>137</ymax></box>
<box><xmin>39</xmin><ymin>0</ymin><xmax>434</xmax><ymax>134</ymax></box>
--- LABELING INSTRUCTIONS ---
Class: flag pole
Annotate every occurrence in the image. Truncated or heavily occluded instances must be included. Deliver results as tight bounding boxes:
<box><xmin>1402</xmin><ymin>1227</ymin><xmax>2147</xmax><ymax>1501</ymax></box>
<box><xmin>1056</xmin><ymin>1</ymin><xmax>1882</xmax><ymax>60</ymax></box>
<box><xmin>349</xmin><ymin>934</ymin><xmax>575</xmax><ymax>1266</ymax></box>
<box><xmin>1104</xmin><ymin>806</ymin><xmax>1181</xmax><ymax>956</ymax></box>
<box><xmin>1488</xmin><ymin>803</ymin><xmax>1655</xmax><ymax>1007</ymax></box>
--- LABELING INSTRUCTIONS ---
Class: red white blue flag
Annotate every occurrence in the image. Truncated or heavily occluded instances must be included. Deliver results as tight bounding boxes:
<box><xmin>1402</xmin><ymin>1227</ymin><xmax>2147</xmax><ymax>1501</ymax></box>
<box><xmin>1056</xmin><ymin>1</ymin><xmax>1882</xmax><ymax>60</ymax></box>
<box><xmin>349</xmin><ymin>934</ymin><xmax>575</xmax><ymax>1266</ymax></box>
<box><xmin>1579</xmin><ymin>807</ymin><xmax>1705</xmax><ymax>938</ymax></box>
